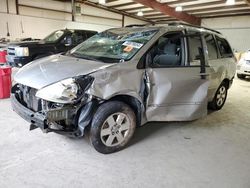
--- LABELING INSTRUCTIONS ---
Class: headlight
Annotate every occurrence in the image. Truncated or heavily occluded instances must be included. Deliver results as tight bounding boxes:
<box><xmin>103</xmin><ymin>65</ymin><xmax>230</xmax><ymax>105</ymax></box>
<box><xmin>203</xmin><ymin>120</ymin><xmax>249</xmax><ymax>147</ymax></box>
<box><xmin>15</xmin><ymin>47</ymin><xmax>29</xmax><ymax>57</ymax></box>
<box><xmin>36</xmin><ymin>78</ymin><xmax>79</xmax><ymax>104</ymax></box>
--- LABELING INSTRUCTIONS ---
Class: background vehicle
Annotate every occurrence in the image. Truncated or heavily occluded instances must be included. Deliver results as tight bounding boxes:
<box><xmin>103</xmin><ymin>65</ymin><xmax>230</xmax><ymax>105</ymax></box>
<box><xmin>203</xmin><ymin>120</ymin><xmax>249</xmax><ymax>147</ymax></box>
<box><xmin>11</xmin><ymin>23</ymin><xmax>236</xmax><ymax>154</ymax></box>
<box><xmin>237</xmin><ymin>50</ymin><xmax>250</xmax><ymax>79</ymax></box>
<box><xmin>6</xmin><ymin>29</ymin><xmax>97</xmax><ymax>67</ymax></box>
<box><xmin>0</xmin><ymin>38</ymin><xmax>9</xmax><ymax>50</ymax></box>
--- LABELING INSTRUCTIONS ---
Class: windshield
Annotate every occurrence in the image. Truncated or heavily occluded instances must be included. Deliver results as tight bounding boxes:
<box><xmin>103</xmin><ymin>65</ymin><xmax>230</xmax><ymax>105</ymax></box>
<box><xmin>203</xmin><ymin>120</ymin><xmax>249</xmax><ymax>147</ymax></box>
<box><xmin>43</xmin><ymin>30</ymin><xmax>65</xmax><ymax>43</ymax></box>
<box><xmin>70</xmin><ymin>28</ymin><xmax>158</xmax><ymax>63</ymax></box>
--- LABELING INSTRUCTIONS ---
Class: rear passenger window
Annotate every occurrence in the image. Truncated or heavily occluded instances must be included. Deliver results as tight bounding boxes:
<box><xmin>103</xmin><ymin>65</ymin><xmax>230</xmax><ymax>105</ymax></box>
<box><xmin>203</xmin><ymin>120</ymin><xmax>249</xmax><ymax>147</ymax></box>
<box><xmin>205</xmin><ymin>34</ymin><xmax>218</xmax><ymax>60</ymax></box>
<box><xmin>215</xmin><ymin>36</ymin><xmax>233</xmax><ymax>58</ymax></box>
<box><xmin>188</xmin><ymin>35</ymin><xmax>203</xmax><ymax>66</ymax></box>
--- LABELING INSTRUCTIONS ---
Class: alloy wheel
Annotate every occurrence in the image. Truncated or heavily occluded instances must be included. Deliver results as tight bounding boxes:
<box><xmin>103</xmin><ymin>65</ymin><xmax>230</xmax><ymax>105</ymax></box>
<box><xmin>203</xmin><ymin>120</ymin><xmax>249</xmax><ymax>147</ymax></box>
<box><xmin>216</xmin><ymin>86</ymin><xmax>226</xmax><ymax>107</ymax></box>
<box><xmin>100</xmin><ymin>112</ymin><xmax>131</xmax><ymax>147</ymax></box>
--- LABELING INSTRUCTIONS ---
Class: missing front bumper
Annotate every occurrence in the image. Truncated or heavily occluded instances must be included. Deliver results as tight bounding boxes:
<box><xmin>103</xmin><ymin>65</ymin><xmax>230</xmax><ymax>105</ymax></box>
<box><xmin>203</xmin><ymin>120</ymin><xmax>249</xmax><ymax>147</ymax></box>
<box><xmin>11</xmin><ymin>93</ymin><xmax>98</xmax><ymax>137</ymax></box>
<box><xmin>10</xmin><ymin>94</ymin><xmax>79</xmax><ymax>136</ymax></box>
<box><xmin>11</xmin><ymin>94</ymin><xmax>47</xmax><ymax>129</ymax></box>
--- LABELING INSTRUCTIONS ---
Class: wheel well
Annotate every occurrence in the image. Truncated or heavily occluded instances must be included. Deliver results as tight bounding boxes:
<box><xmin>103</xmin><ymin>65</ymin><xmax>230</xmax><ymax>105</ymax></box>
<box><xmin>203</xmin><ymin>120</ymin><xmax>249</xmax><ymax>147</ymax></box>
<box><xmin>108</xmin><ymin>95</ymin><xmax>143</xmax><ymax>126</ymax></box>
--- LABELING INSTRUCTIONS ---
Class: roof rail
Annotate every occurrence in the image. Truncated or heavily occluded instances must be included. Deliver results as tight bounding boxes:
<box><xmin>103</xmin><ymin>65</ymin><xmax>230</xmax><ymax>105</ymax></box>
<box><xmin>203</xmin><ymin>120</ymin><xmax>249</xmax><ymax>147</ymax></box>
<box><xmin>125</xmin><ymin>24</ymin><xmax>147</xmax><ymax>28</ymax></box>
<box><xmin>167</xmin><ymin>21</ymin><xmax>222</xmax><ymax>34</ymax></box>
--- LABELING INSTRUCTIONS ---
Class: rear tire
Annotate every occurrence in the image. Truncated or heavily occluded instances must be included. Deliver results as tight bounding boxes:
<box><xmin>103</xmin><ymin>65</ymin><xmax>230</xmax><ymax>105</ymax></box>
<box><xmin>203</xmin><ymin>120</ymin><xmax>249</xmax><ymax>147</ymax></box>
<box><xmin>90</xmin><ymin>101</ymin><xmax>136</xmax><ymax>154</ymax></box>
<box><xmin>237</xmin><ymin>73</ymin><xmax>246</xmax><ymax>79</ymax></box>
<box><xmin>208</xmin><ymin>82</ymin><xmax>228</xmax><ymax>111</ymax></box>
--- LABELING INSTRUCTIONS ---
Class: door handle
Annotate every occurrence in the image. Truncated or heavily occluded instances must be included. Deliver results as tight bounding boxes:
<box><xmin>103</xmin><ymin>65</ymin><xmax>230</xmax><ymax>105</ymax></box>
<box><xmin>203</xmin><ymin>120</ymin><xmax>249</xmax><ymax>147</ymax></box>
<box><xmin>199</xmin><ymin>73</ymin><xmax>210</xmax><ymax>76</ymax></box>
<box><xmin>199</xmin><ymin>73</ymin><xmax>210</xmax><ymax>79</ymax></box>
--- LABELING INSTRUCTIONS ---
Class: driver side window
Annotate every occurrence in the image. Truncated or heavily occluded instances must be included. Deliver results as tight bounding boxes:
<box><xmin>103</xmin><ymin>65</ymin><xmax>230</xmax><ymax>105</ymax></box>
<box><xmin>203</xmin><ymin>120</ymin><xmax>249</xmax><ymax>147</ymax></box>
<box><xmin>149</xmin><ymin>32</ymin><xmax>183</xmax><ymax>67</ymax></box>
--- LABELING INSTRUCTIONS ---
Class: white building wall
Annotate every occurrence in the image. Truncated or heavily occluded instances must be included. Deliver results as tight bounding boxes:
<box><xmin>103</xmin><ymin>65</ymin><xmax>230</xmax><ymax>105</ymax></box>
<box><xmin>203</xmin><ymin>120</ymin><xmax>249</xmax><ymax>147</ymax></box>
<box><xmin>202</xmin><ymin>16</ymin><xmax>250</xmax><ymax>52</ymax></box>
<box><xmin>0</xmin><ymin>0</ymin><xmax>147</xmax><ymax>40</ymax></box>
<box><xmin>124</xmin><ymin>16</ymin><xmax>148</xmax><ymax>26</ymax></box>
<box><xmin>0</xmin><ymin>0</ymin><xmax>7</xmax><ymax>12</ymax></box>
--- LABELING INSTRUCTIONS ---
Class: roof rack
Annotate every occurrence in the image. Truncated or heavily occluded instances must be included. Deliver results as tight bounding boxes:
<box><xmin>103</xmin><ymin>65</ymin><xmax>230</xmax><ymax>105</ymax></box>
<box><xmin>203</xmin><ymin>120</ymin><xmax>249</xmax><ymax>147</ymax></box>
<box><xmin>125</xmin><ymin>21</ymin><xmax>221</xmax><ymax>35</ymax></box>
<box><xmin>155</xmin><ymin>21</ymin><xmax>221</xmax><ymax>34</ymax></box>
<box><xmin>125</xmin><ymin>24</ymin><xmax>147</xmax><ymax>28</ymax></box>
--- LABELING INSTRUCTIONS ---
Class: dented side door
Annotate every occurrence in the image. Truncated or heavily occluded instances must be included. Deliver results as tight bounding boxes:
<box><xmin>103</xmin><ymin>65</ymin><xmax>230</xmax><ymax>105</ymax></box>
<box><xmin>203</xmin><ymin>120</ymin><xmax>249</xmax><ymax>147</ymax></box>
<box><xmin>145</xmin><ymin>32</ymin><xmax>210</xmax><ymax>121</ymax></box>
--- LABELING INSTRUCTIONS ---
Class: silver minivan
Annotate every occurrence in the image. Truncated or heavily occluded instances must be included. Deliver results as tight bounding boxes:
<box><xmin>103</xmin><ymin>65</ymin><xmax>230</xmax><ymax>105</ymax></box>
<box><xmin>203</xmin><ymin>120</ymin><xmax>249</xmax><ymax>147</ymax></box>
<box><xmin>11</xmin><ymin>23</ymin><xmax>236</xmax><ymax>153</ymax></box>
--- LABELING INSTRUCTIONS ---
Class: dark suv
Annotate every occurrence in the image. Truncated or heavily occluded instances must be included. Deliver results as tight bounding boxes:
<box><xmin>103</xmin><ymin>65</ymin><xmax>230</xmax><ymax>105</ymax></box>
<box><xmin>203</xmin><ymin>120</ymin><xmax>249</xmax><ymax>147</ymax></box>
<box><xmin>7</xmin><ymin>29</ymin><xmax>97</xmax><ymax>67</ymax></box>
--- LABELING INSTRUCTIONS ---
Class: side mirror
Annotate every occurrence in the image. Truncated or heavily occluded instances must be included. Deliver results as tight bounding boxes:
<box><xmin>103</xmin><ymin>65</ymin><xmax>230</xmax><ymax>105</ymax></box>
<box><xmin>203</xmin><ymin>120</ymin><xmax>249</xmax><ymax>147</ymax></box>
<box><xmin>64</xmin><ymin>36</ymin><xmax>73</xmax><ymax>47</ymax></box>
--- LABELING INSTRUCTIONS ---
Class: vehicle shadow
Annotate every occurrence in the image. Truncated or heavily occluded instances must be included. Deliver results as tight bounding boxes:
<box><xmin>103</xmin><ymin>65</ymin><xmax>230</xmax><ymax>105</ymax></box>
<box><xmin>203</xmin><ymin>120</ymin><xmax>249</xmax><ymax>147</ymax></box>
<box><xmin>238</xmin><ymin>76</ymin><xmax>250</xmax><ymax>82</ymax></box>
<box><xmin>65</xmin><ymin>109</ymin><xmax>219</xmax><ymax>149</ymax></box>
<box><xmin>130</xmin><ymin>121</ymin><xmax>188</xmax><ymax>146</ymax></box>
<box><xmin>130</xmin><ymin>109</ymin><xmax>218</xmax><ymax>146</ymax></box>
<box><xmin>207</xmin><ymin>109</ymin><xmax>215</xmax><ymax>115</ymax></box>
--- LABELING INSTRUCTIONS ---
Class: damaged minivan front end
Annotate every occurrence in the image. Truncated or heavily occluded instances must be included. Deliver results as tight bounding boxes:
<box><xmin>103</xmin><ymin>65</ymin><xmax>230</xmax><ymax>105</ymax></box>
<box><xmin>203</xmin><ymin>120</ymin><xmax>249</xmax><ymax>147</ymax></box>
<box><xmin>11</xmin><ymin>75</ymin><xmax>99</xmax><ymax>137</ymax></box>
<box><xmin>11</xmin><ymin>27</ymin><xmax>158</xmax><ymax>138</ymax></box>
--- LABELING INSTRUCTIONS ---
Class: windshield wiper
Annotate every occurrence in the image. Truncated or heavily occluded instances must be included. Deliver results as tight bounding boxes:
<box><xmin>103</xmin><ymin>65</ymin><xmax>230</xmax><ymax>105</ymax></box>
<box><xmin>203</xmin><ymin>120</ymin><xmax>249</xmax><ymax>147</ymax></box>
<box><xmin>70</xmin><ymin>52</ymin><xmax>103</xmax><ymax>62</ymax></box>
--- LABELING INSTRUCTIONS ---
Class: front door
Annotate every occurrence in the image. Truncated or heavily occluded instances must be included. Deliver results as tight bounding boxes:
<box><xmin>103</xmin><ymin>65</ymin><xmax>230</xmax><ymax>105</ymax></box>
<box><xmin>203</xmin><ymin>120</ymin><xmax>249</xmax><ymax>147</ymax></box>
<box><xmin>145</xmin><ymin>32</ymin><xmax>210</xmax><ymax>121</ymax></box>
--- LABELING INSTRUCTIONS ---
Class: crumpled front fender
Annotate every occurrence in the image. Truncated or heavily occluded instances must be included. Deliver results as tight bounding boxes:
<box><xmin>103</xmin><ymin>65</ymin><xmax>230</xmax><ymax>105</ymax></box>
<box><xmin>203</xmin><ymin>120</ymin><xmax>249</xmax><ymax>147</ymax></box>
<box><xmin>88</xmin><ymin>63</ymin><xmax>144</xmax><ymax>103</ymax></box>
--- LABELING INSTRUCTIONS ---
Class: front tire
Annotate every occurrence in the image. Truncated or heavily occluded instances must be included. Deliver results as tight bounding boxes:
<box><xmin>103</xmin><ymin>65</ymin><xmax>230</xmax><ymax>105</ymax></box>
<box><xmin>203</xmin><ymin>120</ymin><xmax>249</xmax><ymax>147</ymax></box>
<box><xmin>90</xmin><ymin>101</ymin><xmax>136</xmax><ymax>154</ymax></box>
<box><xmin>208</xmin><ymin>82</ymin><xmax>228</xmax><ymax>110</ymax></box>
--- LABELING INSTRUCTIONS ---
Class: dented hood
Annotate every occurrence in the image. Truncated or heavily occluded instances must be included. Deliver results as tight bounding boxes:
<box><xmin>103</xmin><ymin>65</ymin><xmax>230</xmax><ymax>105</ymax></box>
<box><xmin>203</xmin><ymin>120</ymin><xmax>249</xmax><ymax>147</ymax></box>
<box><xmin>14</xmin><ymin>54</ymin><xmax>114</xmax><ymax>89</ymax></box>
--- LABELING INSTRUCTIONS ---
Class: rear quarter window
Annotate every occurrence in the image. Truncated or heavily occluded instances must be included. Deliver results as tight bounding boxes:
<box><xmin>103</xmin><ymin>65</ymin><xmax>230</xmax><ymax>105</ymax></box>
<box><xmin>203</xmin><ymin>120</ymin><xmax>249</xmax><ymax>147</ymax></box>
<box><xmin>215</xmin><ymin>36</ymin><xmax>233</xmax><ymax>58</ymax></box>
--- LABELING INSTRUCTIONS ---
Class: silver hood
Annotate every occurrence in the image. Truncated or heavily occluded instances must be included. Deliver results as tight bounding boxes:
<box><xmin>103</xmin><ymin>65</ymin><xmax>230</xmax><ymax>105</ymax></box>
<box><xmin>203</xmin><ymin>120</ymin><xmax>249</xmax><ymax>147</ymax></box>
<box><xmin>14</xmin><ymin>54</ymin><xmax>114</xmax><ymax>89</ymax></box>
